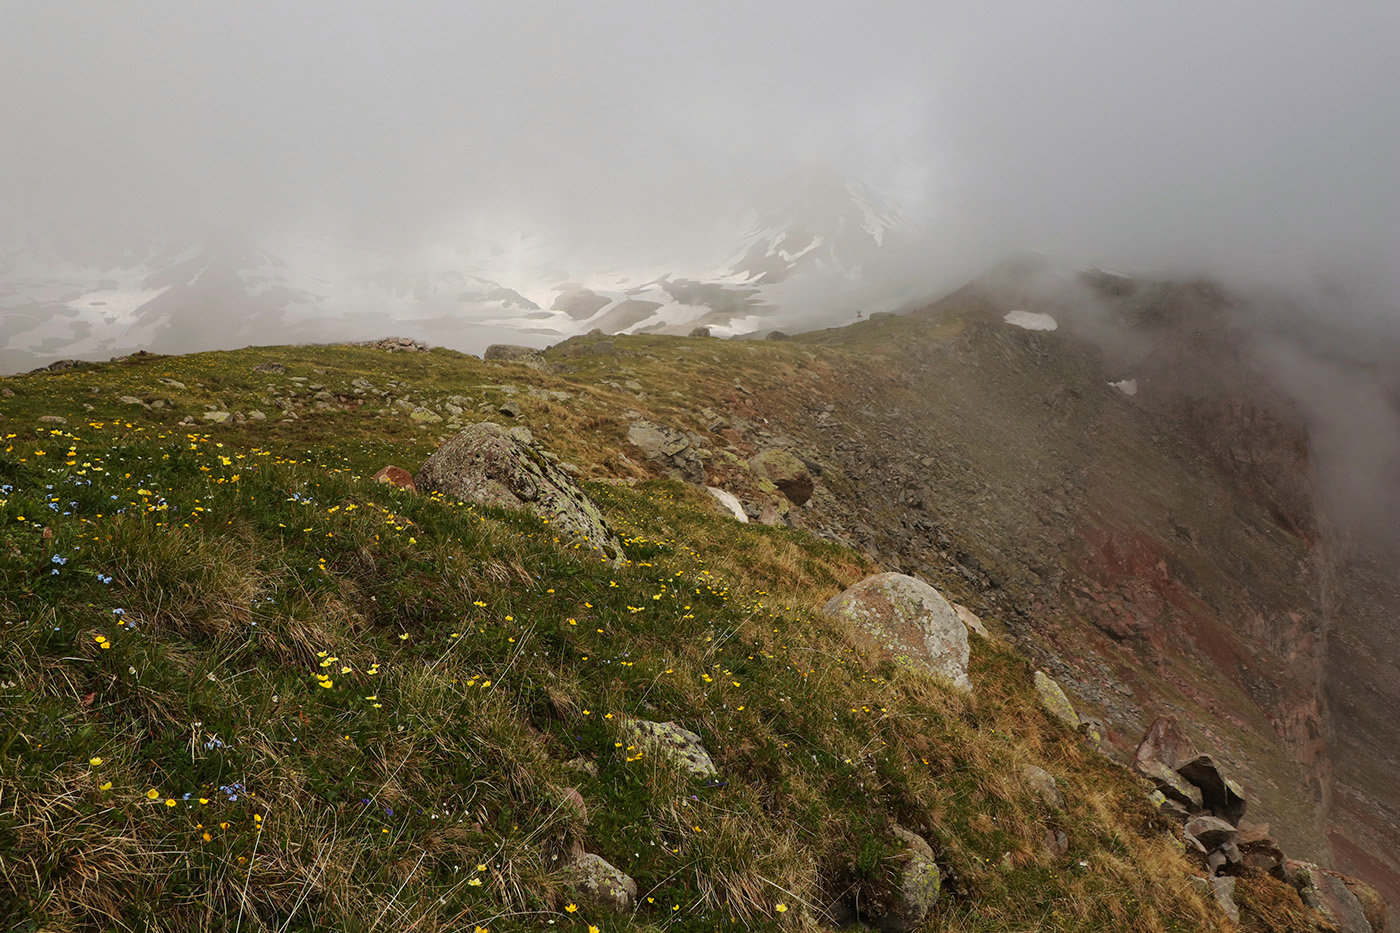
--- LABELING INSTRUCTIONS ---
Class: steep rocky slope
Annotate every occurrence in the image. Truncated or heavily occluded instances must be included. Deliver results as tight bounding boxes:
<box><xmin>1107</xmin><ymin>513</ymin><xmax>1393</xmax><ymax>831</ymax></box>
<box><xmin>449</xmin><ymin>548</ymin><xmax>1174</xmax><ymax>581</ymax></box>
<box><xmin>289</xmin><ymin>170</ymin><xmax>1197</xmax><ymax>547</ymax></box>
<box><xmin>2</xmin><ymin>267</ymin><xmax>1395</xmax><ymax>931</ymax></box>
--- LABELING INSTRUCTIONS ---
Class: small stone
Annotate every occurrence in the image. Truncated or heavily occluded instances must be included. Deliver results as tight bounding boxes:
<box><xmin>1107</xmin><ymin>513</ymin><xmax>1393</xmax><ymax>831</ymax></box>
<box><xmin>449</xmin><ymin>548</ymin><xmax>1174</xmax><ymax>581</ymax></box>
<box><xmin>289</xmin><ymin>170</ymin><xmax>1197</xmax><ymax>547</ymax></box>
<box><xmin>706</xmin><ymin>487</ymin><xmax>748</xmax><ymax>522</ymax></box>
<box><xmin>252</xmin><ymin>362</ymin><xmax>286</xmax><ymax>374</ymax></box>
<box><xmin>247</xmin><ymin>410</ymin><xmax>267</xmax><ymax>421</ymax></box>
<box><xmin>38</xmin><ymin>415</ymin><xmax>67</xmax><ymax>424</ymax></box>
<box><xmin>409</xmin><ymin>407</ymin><xmax>443</xmax><ymax>423</ymax></box>
<box><xmin>373</xmin><ymin>466</ymin><xmax>418</xmax><ymax>493</ymax></box>
<box><xmin>624</xmin><ymin>719</ymin><xmax>718</xmax><ymax>778</ymax></box>
<box><xmin>953</xmin><ymin>603</ymin><xmax>992</xmax><ymax>639</ymax></box>
<box><xmin>158</xmin><ymin>378</ymin><xmax>186</xmax><ymax>389</ymax></box>
<box><xmin>1021</xmin><ymin>764</ymin><xmax>1065</xmax><ymax>809</ymax></box>
<box><xmin>202</xmin><ymin>411</ymin><xmax>232</xmax><ymax>423</ymax></box>
<box><xmin>498</xmin><ymin>400</ymin><xmax>522</xmax><ymax>418</ymax></box>
<box><xmin>568</xmin><ymin>853</ymin><xmax>637</xmax><ymax>912</ymax></box>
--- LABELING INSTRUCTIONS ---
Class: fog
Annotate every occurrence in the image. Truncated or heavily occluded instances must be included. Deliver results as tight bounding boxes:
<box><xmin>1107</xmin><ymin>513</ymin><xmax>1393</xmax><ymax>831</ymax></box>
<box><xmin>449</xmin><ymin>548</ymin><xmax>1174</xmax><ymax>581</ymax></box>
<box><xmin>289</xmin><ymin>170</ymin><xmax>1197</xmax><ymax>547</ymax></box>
<box><xmin>3</xmin><ymin>0</ymin><xmax>1396</xmax><ymax>303</ymax></box>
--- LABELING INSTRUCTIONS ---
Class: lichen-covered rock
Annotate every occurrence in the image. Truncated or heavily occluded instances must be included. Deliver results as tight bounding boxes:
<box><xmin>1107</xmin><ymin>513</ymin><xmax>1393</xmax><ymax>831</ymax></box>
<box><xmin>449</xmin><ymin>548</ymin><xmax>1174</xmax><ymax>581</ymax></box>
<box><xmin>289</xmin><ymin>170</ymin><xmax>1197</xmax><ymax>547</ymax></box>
<box><xmin>1033</xmin><ymin>671</ymin><xmax>1079</xmax><ymax>728</ymax></box>
<box><xmin>568</xmin><ymin>852</ymin><xmax>637</xmax><ymax>912</ymax></box>
<box><xmin>626</xmin><ymin>420</ymin><xmax>704</xmax><ymax>484</ymax></box>
<box><xmin>824</xmin><ymin>573</ymin><xmax>971</xmax><ymax>691</ymax></box>
<box><xmin>749</xmin><ymin>448</ymin><xmax>813</xmax><ymax>506</ymax></box>
<box><xmin>624</xmin><ymin>719</ymin><xmax>718</xmax><ymax>778</ymax></box>
<box><xmin>415</xmin><ymin>422</ymin><xmax>623</xmax><ymax>563</ymax></box>
<box><xmin>878</xmin><ymin>826</ymin><xmax>942</xmax><ymax>933</ymax></box>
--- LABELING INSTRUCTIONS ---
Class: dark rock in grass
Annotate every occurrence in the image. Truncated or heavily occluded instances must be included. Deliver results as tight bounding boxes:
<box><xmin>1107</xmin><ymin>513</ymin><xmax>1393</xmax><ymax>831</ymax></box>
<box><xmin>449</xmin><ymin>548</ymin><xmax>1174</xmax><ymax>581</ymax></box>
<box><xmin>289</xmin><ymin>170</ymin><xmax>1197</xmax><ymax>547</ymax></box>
<box><xmin>748</xmin><ymin>448</ymin><xmax>813</xmax><ymax>505</ymax></box>
<box><xmin>372</xmin><ymin>465</ymin><xmax>418</xmax><ymax>494</ymax></box>
<box><xmin>824</xmin><ymin>573</ymin><xmax>971</xmax><ymax>692</ymax></box>
<box><xmin>1139</xmin><ymin>759</ymin><xmax>1203</xmax><ymax>811</ymax></box>
<box><xmin>498</xmin><ymin>400</ymin><xmax>523</xmax><ymax>418</ymax></box>
<box><xmin>568</xmin><ymin>852</ymin><xmax>637</xmax><ymax>912</ymax></box>
<box><xmin>689</xmin><ymin>326</ymin><xmax>711</xmax><ymax>337</ymax></box>
<box><xmin>415</xmin><ymin>422</ymin><xmax>623</xmax><ymax>563</ymax></box>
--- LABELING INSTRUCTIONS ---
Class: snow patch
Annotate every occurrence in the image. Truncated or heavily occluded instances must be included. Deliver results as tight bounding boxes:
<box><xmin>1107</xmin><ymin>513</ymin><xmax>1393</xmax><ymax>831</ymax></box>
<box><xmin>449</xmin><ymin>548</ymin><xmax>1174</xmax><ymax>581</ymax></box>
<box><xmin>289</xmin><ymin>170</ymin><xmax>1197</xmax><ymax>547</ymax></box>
<box><xmin>1109</xmin><ymin>379</ymin><xmax>1138</xmax><ymax>396</ymax></box>
<box><xmin>1003</xmin><ymin>310</ymin><xmax>1058</xmax><ymax>331</ymax></box>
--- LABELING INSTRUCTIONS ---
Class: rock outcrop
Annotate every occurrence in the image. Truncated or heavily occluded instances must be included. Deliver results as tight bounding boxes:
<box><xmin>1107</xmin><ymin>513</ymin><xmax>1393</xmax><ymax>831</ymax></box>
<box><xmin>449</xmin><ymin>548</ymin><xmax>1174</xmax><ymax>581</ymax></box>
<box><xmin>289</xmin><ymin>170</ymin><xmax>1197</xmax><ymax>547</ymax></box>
<box><xmin>823</xmin><ymin>573</ymin><xmax>971</xmax><ymax>692</ymax></box>
<box><xmin>1290</xmin><ymin>861</ymin><xmax>1376</xmax><ymax>933</ymax></box>
<box><xmin>626</xmin><ymin>420</ymin><xmax>705</xmax><ymax>484</ymax></box>
<box><xmin>483</xmin><ymin>344</ymin><xmax>548</xmax><ymax>370</ymax></box>
<box><xmin>415</xmin><ymin>422</ymin><xmax>623</xmax><ymax>562</ymax></box>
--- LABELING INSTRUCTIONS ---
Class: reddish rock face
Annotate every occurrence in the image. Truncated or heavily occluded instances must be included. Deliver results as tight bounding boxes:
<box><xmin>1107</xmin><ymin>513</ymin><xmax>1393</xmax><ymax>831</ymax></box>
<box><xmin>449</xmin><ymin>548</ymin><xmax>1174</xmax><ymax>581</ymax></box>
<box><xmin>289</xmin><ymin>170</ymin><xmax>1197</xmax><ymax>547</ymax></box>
<box><xmin>373</xmin><ymin>465</ymin><xmax>417</xmax><ymax>493</ymax></box>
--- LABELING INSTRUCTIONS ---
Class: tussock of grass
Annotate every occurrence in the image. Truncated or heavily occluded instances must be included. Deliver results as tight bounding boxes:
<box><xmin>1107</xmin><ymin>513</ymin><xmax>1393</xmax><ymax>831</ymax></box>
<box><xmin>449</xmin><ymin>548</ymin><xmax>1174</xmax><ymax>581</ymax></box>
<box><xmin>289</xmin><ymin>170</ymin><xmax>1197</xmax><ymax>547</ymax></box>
<box><xmin>0</xmin><ymin>347</ymin><xmax>1326</xmax><ymax>932</ymax></box>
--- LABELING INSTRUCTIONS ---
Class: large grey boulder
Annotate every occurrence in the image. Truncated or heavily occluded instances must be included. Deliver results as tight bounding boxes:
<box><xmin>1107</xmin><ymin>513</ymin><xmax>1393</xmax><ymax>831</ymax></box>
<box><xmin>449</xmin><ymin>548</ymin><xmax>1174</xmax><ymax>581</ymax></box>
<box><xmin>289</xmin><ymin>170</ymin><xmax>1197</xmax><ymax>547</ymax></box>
<box><xmin>823</xmin><ymin>573</ymin><xmax>971</xmax><ymax>692</ymax></box>
<box><xmin>624</xmin><ymin>719</ymin><xmax>718</xmax><ymax>778</ymax></box>
<box><xmin>1132</xmin><ymin>716</ymin><xmax>1206</xmax><ymax>813</ymax></box>
<box><xmin>415</xmin><ymin>422</ymin><xmax>623</xmax><ymax>563</ymax></box>
<box><xmin>626</xmin><ymin>420</ymin><xmax>705</xmax><ymax>484</ymax></box>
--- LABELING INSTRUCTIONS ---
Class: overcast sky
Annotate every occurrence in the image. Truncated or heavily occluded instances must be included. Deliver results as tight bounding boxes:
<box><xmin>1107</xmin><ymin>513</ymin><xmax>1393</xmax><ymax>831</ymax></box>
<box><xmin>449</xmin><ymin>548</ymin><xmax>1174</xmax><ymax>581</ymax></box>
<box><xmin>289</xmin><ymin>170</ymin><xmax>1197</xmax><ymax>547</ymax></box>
<box><xmin>3</xmin><ymin>1</ymin><xmax>1397</xmax><ymax>292</ymax></box>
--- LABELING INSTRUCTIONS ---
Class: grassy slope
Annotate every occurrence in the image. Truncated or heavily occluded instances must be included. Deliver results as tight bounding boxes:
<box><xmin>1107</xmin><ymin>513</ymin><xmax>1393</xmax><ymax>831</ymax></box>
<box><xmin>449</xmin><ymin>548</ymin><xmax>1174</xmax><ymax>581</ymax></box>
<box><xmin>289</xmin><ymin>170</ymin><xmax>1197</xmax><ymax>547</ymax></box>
<box><xmin>0</xmin><ymin>346</ymin><xmax>1322</xmax><ymax>932</ymax></box>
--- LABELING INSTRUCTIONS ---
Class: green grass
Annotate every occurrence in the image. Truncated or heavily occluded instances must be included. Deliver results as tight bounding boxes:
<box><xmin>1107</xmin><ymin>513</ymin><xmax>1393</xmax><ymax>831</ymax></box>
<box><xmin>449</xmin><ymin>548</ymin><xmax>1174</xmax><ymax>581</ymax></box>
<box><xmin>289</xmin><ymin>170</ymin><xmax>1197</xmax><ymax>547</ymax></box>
<box><xmin>0</xmin><ymin>344</ymin><xmax>1321</xmax><ymax>932</ymax></box>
